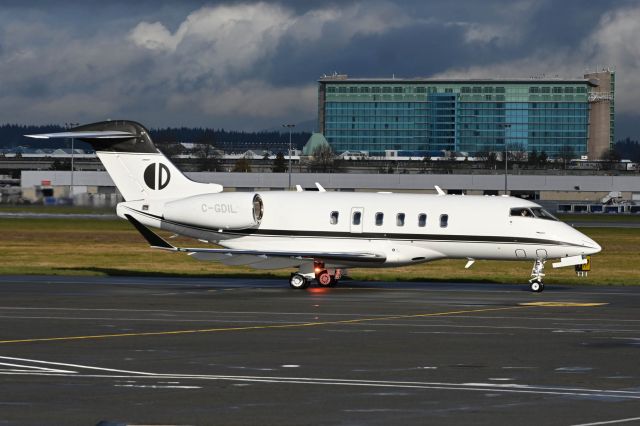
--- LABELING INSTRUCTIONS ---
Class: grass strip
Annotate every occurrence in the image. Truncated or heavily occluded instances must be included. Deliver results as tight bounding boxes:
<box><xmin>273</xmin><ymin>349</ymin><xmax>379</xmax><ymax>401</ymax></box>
<box><xmin>0</xmin><ymin>218</ymin><xmax>637</xmax><ymax>286</ymax></box>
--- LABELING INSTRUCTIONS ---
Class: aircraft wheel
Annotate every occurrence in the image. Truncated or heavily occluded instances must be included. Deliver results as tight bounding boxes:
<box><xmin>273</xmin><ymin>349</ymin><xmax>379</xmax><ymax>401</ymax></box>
<box><xmin>289</xmin><ymin>273</ymin><xmax>309</xmax><ymax>289</ymax></box>
<box><xmin>530</xmin><ymin>281</ymin><xmax>544</xmax><ymax>293</ymax></box>
<box><xmin>317</xmin><ymin>271</ymin><xmax>332</xmax><ymax>287</ymax></box>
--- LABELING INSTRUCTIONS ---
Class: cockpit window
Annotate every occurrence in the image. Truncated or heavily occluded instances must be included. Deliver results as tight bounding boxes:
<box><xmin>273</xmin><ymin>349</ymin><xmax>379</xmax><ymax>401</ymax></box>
<box><xmin>510</xmin><ymin>207</ymin><xmax>559</xmax><ymax>221</ymax></box>
<box><xmin>510</xmin><ymin>208</ymin><xmax>533</xmax><ymax>217</ymax></box>
<box><xmin>531</xmin><ymin>207</ymin><xmax>559</xmax><ymax>221</ymax></box>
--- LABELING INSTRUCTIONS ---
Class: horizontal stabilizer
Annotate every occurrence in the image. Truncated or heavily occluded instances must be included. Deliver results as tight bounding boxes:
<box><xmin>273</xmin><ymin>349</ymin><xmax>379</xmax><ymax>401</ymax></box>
<box><xmin>26</xmin><ymin>121</ymin><xmax>158</xmax><ymax>154</ymax></box>
<box><xmin>25</xmin><ymin>131</ymin><xmax>136</xmax><ymax>139</ymax></box>
<box><xmin>124</xmin><ymin>214</ymin><xmax>385</xmax><ymax>264</ymax></box>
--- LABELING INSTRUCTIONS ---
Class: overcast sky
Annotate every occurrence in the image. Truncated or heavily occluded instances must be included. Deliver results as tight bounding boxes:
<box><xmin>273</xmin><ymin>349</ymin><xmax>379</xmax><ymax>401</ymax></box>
<box><xmin>1</xmin><ymin>0</ymin><xmax>639</xmax><ymax>138</ymax></box>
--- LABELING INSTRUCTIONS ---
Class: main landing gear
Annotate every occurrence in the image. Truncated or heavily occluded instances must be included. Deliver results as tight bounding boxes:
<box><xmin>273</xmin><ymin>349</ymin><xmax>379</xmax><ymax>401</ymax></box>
<box><xmin>528</xmin><ymin>259</ymin><xmax>546</xmax><ymax>292</ymax></box>
<box><xmin>289</xmin><ymin>261</ymin><xmax>342</xmax><ymax>289</ymax></box>
<box><xmin>289</xmin><ymin>273</ymin><xmax>310</xmax><ymax>289</ymax></box>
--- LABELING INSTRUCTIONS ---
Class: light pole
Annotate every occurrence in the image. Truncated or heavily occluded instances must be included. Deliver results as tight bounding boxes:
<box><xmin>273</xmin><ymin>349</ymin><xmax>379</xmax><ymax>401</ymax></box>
<box><xmin>282</xmin><ymin>124</ymin><xmax>295</xmax><ymax>189</ymax></box>
<box><xmin>65</xmin><ymin>122</ymin><xmax>79</xmax><ymax>199</ymax></box>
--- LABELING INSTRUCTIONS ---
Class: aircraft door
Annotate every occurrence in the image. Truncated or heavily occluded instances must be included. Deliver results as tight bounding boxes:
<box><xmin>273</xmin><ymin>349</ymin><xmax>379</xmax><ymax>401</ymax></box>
<box><xmin>536</xmin><ymin>249</ymin><xmax>548</xmax><ymax>259</ymax></box>
<box><xmin>350</xmin><ymin>207</ymin><xmax>364</xmax><ymax>233</ymax></box>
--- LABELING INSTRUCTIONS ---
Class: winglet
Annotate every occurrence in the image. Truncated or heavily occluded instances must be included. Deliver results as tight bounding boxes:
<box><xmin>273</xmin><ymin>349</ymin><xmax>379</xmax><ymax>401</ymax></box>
<box><xmin>124</xmin><ymin>214</ymin><xmax>176</xmax><ymax>251</ymax></box>
<box><xmin>434</xmin><ymin>185</ymin><xmax>445</xmax><ymax>196</ymax></box>
<box><xmin>315</xmin><ymin>182</ymin><xmax>326</xmax><ymax>192</ymax></box>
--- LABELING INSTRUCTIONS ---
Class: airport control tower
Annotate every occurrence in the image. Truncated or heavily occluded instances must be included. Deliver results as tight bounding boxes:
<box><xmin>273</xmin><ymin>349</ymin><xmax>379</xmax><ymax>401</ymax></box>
<box><xmin>585</xmin><ymin>69</ymin><xmax>615</xmax><ymax>160</ymax></box>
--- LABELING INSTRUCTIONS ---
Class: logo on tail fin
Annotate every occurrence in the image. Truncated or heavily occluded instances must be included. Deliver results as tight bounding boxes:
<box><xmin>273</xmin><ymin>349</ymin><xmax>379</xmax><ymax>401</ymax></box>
<box><xmin>143</xmin><ymin>163</ymin><xmax>171</xmax><ymax>190</ymax></box>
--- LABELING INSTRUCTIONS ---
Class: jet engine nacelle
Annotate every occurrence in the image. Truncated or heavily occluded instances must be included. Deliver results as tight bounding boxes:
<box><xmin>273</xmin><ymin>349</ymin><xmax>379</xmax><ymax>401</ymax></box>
<box><xmin>164</xmin><ymin>193</ymin><xmax>263</xmax><ymax>230</ymax></box>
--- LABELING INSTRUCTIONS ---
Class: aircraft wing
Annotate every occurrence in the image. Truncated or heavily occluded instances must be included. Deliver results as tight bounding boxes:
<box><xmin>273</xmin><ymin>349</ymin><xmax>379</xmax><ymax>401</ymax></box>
<box><xmin>125</xmin><ymin>214</ymin><xmax>386</xmax><ymax>266</ymax></box>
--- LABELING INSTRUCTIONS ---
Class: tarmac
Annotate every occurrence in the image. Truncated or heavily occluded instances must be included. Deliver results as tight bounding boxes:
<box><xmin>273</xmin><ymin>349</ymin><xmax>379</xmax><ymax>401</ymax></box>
<box><xmin>0</xmin><ymin>275</ymin><xmax>639</xmax><ymax>426</ymax></box>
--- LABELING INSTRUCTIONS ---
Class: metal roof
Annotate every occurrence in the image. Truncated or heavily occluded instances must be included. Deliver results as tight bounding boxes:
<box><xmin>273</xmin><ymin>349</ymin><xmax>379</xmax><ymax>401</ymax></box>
<box><xmin>318</xmin><ymin>77</ymin><xmax>595</xmax><ymax>86</ymax></box>
<box><xmin>21</xmin><ymin>171</ymin><xmax>640</xmax><ymax>192</ymax></box>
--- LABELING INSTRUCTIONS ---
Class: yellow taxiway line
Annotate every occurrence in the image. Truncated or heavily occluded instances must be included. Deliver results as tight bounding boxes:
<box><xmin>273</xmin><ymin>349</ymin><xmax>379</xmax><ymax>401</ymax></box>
<box><xmin>0</xmin><ymin>302</ymin><xmax>606</xmax><ymax>345</ymax></box>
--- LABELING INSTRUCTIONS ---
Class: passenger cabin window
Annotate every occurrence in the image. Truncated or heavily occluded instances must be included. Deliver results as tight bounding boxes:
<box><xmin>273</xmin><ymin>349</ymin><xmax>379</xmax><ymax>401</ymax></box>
<box><xmin>440</xmin><ymin>214</ymin><xmax>449</xmax><ymax>228</ymax></box>
<box><xmin>352</xmin><ymin>211</ymin><xmax>362</xmax><ymax>225</ymax></box>
<box><xmin>418</xmin><ymin>213</ymin><xmax>427</xmax><ymax>227</ymax></box>
<box><xmin>375</xmin><ymin>212</ymin><xmax>384</xmax><ymax>226</ymax></box>
<box><xmin>330</xmin><ymin>211</ymin><xmax>339</xmax><ymax>225</ymax></box>
<box><xmin>396</xmin><ymin>213</ymin><xmax>405</xmax><ymax>227</ymax></box>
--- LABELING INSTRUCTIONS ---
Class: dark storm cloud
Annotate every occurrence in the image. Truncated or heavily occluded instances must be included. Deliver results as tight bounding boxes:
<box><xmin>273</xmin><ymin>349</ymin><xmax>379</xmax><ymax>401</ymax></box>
<box><xmin>0</xmin><ymin>0</ymin><xmax>638</xmax><ymax>138</ymax></box>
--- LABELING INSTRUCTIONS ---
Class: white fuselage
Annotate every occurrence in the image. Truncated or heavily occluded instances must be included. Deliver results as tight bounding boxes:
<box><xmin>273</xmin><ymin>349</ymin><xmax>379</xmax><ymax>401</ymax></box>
<box><xmin>120</xmin><ymin>191</ymin><xmax>601</xmax><ymax>269</ymax></box>
<box><xmin>29</xmin><ymin>127</ymin><xmax>600</xmax><ymax>276</ymax></box>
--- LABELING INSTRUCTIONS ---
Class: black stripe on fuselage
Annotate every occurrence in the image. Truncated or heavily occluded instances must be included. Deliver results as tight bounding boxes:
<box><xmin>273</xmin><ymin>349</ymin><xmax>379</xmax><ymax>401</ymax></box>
<box><xmin>124</xmin><ymin>207</ymin><xmax>578</xmax><ymax>247</ymax></box>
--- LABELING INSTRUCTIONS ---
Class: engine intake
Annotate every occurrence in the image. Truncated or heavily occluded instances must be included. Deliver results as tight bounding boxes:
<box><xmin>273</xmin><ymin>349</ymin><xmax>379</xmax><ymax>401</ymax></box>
<box><xmin>164</xmin><ymin>193</ymin><xmax>263</xmax><ymax>230</ymax></box>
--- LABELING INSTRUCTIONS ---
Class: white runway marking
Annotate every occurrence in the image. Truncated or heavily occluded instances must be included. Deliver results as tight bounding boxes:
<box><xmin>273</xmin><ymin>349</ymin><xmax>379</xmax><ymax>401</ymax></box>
<box><xmin>0</xmin><ymin>356</ymin><xmax>154</xmax><ymax>376</ymax></box>
<box><xmin>114</xmin><ymin>384</ymin><xmax>202</xmax><ymax>390</ymax></box>
<box><xmin>0</xmin><ymin>362</ymin><xmax>75</xmax><ymax>374</ymax></box>
<box><xmin>0</xmin><ymin>356</ymin><xmax>639</xmax><ymax>401</ymax></box>
<box><xmin>571</xmin><ymin>416</ymin><xmax>640</xmax><ymax>426</ymax></box>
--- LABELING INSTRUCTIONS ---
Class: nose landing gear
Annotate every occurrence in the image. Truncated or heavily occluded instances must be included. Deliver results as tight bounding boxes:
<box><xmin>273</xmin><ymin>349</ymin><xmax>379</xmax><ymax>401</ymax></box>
<box><xmin>528</xmin><ymin>259</ymin><xmax>546</xmax><ymax>292</ymax></box>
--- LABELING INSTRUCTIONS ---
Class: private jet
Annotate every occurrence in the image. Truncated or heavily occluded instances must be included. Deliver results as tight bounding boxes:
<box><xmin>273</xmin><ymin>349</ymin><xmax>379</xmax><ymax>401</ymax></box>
<box><xmin>27</xmin><ymin>120</ymin><xmax>601</xmax><ymax>292</ymax></box>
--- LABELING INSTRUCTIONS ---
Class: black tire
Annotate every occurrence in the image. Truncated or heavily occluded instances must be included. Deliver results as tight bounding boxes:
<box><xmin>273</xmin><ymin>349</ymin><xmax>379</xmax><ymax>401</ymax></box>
<box><xmin>317</xmin><ymin>271</ymin><xmax>332</xmax><ymax>287</ymax></box>
<box><xmin>530</xmin><ymin>281</ymin><xmax>544</xmax><ymax>292</ymax></box>
<box><xmin>289</xmin><ymin>273</ymin><xmax>309</xmax><ymax>289</ymax></box>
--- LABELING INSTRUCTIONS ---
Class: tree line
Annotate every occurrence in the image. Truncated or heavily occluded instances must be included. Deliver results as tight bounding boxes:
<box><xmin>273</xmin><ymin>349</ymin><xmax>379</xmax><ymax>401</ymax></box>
<box><xmin>2</xmin><ymin>123</ymin><xmax>639</xmax><ymax>164</ymax></box>
<box><xmin>0</xmin><ymin>124</ymin><xmax>311</xmax><ymax>151</ymax></box>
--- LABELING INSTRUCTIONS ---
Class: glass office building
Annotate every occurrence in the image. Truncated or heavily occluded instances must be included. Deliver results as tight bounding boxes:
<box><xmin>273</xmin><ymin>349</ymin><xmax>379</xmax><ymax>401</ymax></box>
<box><xmin>318</xmin><ymin>73</ymin><xmax>614</xmax><ymax>158</ymax></box>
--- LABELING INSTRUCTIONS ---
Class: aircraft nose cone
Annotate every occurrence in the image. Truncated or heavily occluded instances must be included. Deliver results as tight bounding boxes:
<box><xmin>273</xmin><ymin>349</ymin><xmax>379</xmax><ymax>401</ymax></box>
<box><xmin>580</xmin><ymin>234</ymin><xmax>602</xmax><ymax>254</ymax></box>
<box><xmin>570</xmin><ymin>226</ymin><xmax>601</xmax><ymax>255</ymax></box>
<box><xmin>581</xmin><ymin>237</ymin><xmax>601</xmax><ymax>254</ymax></box>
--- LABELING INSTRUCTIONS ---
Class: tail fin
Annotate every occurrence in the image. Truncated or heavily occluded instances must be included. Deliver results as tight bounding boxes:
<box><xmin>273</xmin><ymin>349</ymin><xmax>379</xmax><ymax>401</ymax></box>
<box><xmin>26</xmin><ymin>120</ymin><xmax>222</xmax><ymax>201</ymax></box>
